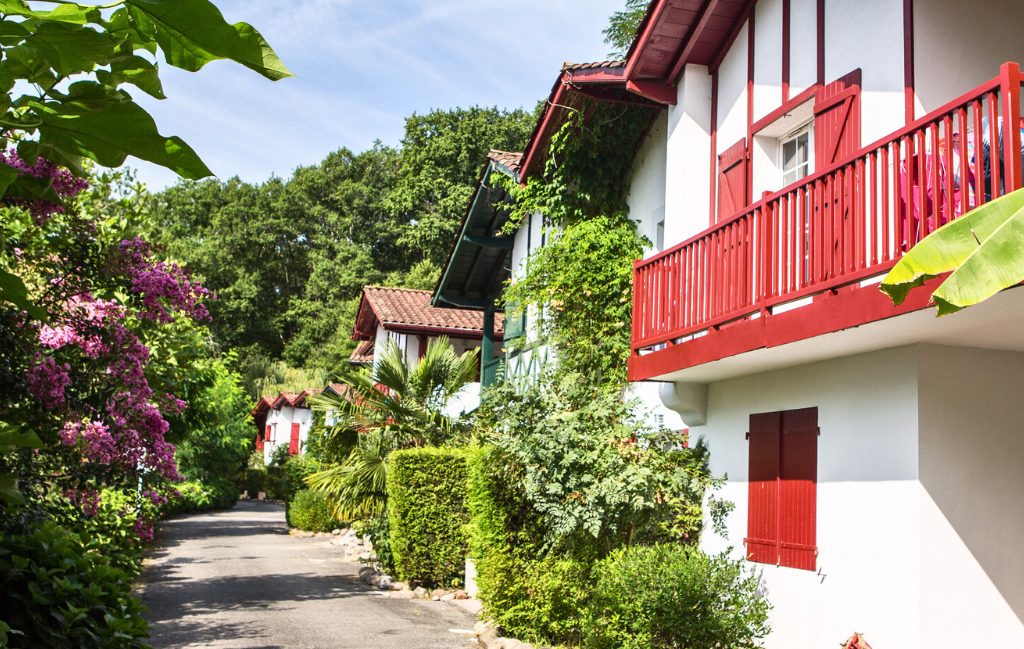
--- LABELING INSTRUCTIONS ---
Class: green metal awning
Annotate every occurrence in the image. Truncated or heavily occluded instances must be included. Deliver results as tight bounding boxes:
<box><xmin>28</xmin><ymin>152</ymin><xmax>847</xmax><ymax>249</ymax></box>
<box><xmin>431</xmin><ymin>152</ymin><xmax>520</xmax><ymax>310</ymax></box>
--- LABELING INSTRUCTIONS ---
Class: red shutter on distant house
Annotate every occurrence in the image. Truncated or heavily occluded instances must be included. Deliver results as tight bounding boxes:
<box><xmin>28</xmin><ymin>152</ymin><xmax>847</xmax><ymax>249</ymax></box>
<box><xmin>779</xmin><ymin>408</ymin><xmax>818</xmax><ymax>570</ymax></box>
<box><xmin>717</xmin><ymin>138</ymin><xmax>748</xmax><ymax>222</ymax></box>
<box><xmin>814</xmin><ymin>69</ymin><xmax>862</xmax><ymax>166</ymax></box>
<box><xmin>418</xmin><ymin>336</ymin><xmax>429</xmax><ymax>359</ymax></box>
<box><xmin>746</xmin><ymin>407</ymin><xmax>818</xmax><ymax>571</ymax></box>
<box><xmin>746</xmin><ymin>412</ymin><xmax>781</xmax><ymax>565</ymax></box>
<box><xmin>289</xmin><ymin>423</ymin><xmax>300</xmax><ymax>455</ymax></box>
<box><xmin>265</xmin><ymin>425</ymin><xmax>272</xmax><ymax>444</ymax></box>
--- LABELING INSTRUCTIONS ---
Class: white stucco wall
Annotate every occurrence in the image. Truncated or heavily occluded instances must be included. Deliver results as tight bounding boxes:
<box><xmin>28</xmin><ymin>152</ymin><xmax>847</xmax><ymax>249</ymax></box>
<box><xmin>913</xmin><ymin>0</ymin><xmax>1024</xmax><ymax>117</ymax></box>
<box><xmin>716</xmin><ymin>21</ymin><xmax>749</xmax><ymax>157</ymax></box>
<box><xmin>626</xmin><ymin>112</ymin><xmax>668</xmax><ymax>256</ymax></box>
<box><xmin>917</xmin><ymin>345</ymin><xmax>1024</xmax><ymax>647</ymax></box>
<box><xmin>665</xmin><ymin>64</ymin><xmax>712</xmax><ymax>248</ymax></box>
<box><xmin>693</xmin><ymin>343</ymin><xmax>1024</xmax><ymax>648</ymax></box>
<box><xmin>699</xmin><ymin>346</ymin><xmax>922</xmax><ymax>649</ymax></box>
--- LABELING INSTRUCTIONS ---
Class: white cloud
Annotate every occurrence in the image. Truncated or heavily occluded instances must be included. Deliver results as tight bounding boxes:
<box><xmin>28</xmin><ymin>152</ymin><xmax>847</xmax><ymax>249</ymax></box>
<box><xmin>130</xmin><ymin>0</ymin><xmax>622</xmax><ymax>190</ymax></box>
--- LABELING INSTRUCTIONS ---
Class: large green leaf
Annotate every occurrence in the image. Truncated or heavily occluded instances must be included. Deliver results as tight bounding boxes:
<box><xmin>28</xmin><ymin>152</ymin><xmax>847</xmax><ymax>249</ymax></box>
<box><xmin>26</xmin><ymin>22</ymin><xmax>120</xmax><ymax>76</ymax></box>
<box><xmin>96</xmin><ymin>55</ymin><xmax>166</xmax><ymax>99</ymax></box>
<box><xmin>0</xmin><ymin>421</ymin><xmax>44</xmax><ymax>454</ymax></box>
<box><xmin>880</xmin><ymin>188</ymin><xmax>1024</xmax><ymax>314</ymax></box>
<box><xmin>0</xmin><ymin>267</ymin><xmax>47</xmax><ymax>320</ymax></box>
<box><xmin>31</xmin><ymin>100</ymin><xmax>213</xmax><ymax>179</ymax></box>
<box><xmin>124</xmin><ymin>0</ymin><xmax>293</xmax><ymax>81</ymax></box>
<box><xmin>0</xmin><ymin>0</ymin><xmax>102</xmax><ymax>24</ymax></box>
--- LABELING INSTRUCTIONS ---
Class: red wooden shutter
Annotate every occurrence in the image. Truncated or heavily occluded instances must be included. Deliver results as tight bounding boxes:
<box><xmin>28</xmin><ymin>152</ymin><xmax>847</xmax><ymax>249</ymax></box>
<box><xmin>746</xmin><ymin>411</ymin><xmax>781</xmax><ymax>565</ymax></box>
<box><xmin>289</xmin><ymin>423</ymin><xmax>300</xmax><ymax>455</ymax></box>
<box><xmin>265</xmin><ymin>424</ymin><xmax>272</xmax><ymax>444</ymax></box>
<box><xmin>814</xmin><ymin>69</ymin><xmax>862</xmax><ymax>166</ymax></box>
<box><xmin>779</xmin><ymin>407</ymin><xmax>818</xmax><ymax>570</ymax></box>
<box><xmin>717</xmin><ymin>138</ymin><xmax>748</xmax><ymax>221</ymax></box>
<box><xmin>418</xmin><ymin>336</ymin><xmax>429</xmax><ymax>359</ymax></box>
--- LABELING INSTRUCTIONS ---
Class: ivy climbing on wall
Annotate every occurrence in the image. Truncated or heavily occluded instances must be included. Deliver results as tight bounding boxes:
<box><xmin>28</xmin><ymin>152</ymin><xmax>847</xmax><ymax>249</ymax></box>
<box><xmin>497</xmin><ymin>99</ymin><xmax>658</xmax><ymax>385</ymax></box>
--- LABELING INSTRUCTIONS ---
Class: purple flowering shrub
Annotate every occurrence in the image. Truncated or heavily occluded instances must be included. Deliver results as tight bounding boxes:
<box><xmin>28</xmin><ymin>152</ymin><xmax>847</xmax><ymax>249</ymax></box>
<box><xmin>0</xmin><ymin>153</ymin><xmax>216</xmax><ymax>541</ymax></box>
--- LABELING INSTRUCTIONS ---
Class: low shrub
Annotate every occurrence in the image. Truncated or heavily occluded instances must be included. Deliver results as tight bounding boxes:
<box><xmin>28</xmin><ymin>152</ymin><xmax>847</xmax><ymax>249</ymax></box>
<box><xmin>363</xmin><ymin>514</ymin><xmax>395</xmax><ymax>575</ymax></box>
<box><xmin>584</xmin><ymin>544</ymin><xmax>771</xmax><ymax>649</ymax></box>
<box><xmin>287</xmin><ymin>489</ymin><xmax>344</xmax><ymax>532</ymax></box>
<box><xmin>387</xmin><ymin>447</ymin><xmax>469</xmax><ymax>587</ymax></box>
<box><xmin>162</xmin><ymin>479</ymin><xmax>239</xmax><ymax>516</ymax></box>
<box><xmin>283</xmin><ymin>454</ymin><xmax>321</xmax><ymax>502</ymax></box>
<box><xmin>264</xmin><ymin>466</ymin><xmax>287</xmax><ymax>500</ymax></box>
<box><xmin>0</xmin><ymin>522</ymin><xmax>150</xmax><ymax>648</ymax></box>
<box><xmin>76</xmin><ymin>489</ymin><xmax>147</xmax><ymax>577</ymax></box>
<box><xmin>244</xmin><ymin>467</ymin><xmax>266</xmax><ymax>498</ymax></box>
<box><xmin>467</xmin><ymin>446</ymin><xmax>589</xmax><ymax>645</ymax></box>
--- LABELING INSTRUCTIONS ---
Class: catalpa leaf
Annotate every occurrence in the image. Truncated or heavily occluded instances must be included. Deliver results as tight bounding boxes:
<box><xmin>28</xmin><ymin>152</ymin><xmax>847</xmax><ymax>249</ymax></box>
<box><xmin>31</xmin><ymin>100</ymin><xmax>213</xmax><ymax>179</ymax></box>
<box><xmin>0</xmin><ymin>421</ymin><xmax>44</xmax><ymax>454</ymax></box>
<box><xmin>124</xmin><ymin>0</ymin><xmax>293</xmax><ymax>81</ymax></box>
<box><xmin>26</xmin><ymin>22</ymin><xmax>119</xmax><ymax>76</ymax></box>
<box><xmin>0</xmin><ymin>0</ymin><xmax>101</xmax><ymax>24</ymax></box>
<box><xmin>96</xmin><ymin>55</ymin><xmax>165</xmax><ymax>99</ymax></box>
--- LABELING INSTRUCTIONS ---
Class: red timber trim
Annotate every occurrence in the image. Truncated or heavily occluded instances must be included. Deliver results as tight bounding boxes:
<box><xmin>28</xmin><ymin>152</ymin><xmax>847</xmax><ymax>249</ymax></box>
<box><xmin>782</xmin><ymin>0</ymin><xmax>791</xmax><ymax>102</ymax></box>
<box><xmin>624</xmin><ymin>0</ymin><xmax>670</xmax><ymax>80</ymax></box>
<box><xmin>417</xmin><ymin>335</ymin><xmax>429</xmax><ymax>359</ymax></box>
<box><xmin>903</xmin><ymin>0</ymin><xmax>915</xmax><ymax>124</ymax></box>
<box><xmin>666</xmin><ymin>0</ymin><xmax>723</xmax><ymax>84</ymax></box>
<box><xmin>816</xmin><ymin>0</ymin><xmax>825</xmax><ymax>85</ymax></box>
<box><xmin>627</xmin><ymin>275</ymin><xmax>945</xmax><ymax>382</ymax></box>
<box><xmin>710</xmin><ymin>0</ymin><xmax>758</xmax><ymax>73</ymax></box>
<box><xmin>709</xmin><ymin>71</ymin><xmax>719</xmax><ymax>226</ymax></box>
<box><xmin>746</xmin><ymin>6</ymin><xmax>755</xmax><ymax>205</ymax></box>
<box><xmin>383</xmin><ymin>323</ymin><xmax>501</xmax><ymax>340</ymax></box>
<box><xmin>999</xmin><ymin>62</ymin><xmax>1023</xmax><ymax>191</ymax></box>
<box><xmin>626</xmin><ymin>80</ymin><xmax>677</xmax><ymax>105</ymax></box>
<box><xmin>751</xmin><ymin>85</ymin><xmax>819</xmax><ymax>134</ymax></box>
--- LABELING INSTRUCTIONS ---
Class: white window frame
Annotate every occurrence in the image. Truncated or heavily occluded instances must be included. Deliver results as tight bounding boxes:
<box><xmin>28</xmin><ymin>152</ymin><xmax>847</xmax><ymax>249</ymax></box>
<box><xmin>779</xmin><ymin>121</ymin><xmax>815</xmax><ymax>190</ymax></box>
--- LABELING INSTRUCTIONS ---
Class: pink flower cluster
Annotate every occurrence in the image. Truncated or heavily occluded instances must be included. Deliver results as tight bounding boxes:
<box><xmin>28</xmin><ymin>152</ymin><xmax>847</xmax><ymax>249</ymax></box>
<box><xmin>142</xmin><ymin>489</ymin><xmax>167</xmax><ymax>507</ymax></box>
<box><xmin>62</xmin><ymin>488</ymin><xmax>101</xmax><ymax>517</ymax></box>
<box><xmin>1</xmin><ymin>150</ymin><xmax>89</xmax><ymax>224</ymax></box>
<box><xmin>133</xmin><ymin>518</ymin><xmax>154</xmax><ymax>543</ymax></box>
<box><xmin>114</xmin><ymin>237</ymin><xmax>213</xmax><ymax>323</ymax></box>
<box><xmin>26</xmin><ymin>355</ymin><xmax>71</xmax><ymax>409</ymax></box>
<box><xmin>61</xmin><ymin>420</ymin><xmax>116</xmax><ymax>465</ymax></box>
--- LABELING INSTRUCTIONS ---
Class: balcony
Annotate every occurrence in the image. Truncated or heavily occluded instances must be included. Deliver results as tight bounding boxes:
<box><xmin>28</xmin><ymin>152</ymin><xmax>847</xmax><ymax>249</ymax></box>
<box><xmin>630</xmin><ymin>63</ymin><xmax>1024</xmax><ymax>383</ymax></box>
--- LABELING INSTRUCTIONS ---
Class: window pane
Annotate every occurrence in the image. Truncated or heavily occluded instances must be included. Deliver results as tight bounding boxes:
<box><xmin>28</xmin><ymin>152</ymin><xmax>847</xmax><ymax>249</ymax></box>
<box><xmin>783</xmin><ymin>140</ymin><xmax>797</xmax><ymax>172</ymax></box>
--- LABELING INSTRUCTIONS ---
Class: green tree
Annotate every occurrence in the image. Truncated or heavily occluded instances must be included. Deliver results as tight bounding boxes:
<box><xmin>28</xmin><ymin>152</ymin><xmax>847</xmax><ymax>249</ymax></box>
<box><xmin>390</xmin><ymin>106</ymin><xmax>536</xmax><ymax>266</ymax></box>
<box><xmin>603</xmin><ymin>0</ymin><xmax>648</xmax><ymax>58</ymax></box>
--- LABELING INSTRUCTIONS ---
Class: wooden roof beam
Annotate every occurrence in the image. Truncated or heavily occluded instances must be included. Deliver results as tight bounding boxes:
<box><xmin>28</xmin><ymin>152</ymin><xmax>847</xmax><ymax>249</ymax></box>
<box><xmin>667</xmin><ymin>0</ymin><xmax>723</xmax><ymax>83</ymax></box>
<box><xmin>626</xmin><ymin>80</ymin><xmax>677</xmax><ymax>105</ymax></box>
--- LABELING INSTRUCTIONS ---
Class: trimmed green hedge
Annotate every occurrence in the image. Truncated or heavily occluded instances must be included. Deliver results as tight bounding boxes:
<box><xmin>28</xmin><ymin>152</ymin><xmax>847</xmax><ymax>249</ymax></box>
<box><xmin>467</xmin><ymin>446</ymin><xmax>589</xmax><ymax>645</ymax></box>
<box><xmin>162</xmin><ymin>479</ymin><xmax>239</xmax><ymax>516</ymax></box>
<box><xmin>387</xmin><ymin>447</ymin><xmax>470</xmax><ymax>587</ymax></box>
<box><xmin>287</xmin><ymin>489</ymin><xmax>344</xmax><ymax>532</ymax></box>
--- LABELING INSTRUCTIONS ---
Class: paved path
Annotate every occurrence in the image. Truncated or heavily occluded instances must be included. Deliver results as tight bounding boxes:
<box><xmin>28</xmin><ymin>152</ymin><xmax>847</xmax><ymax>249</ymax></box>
<box><xmin>141</xmin><ymin>501</ymin><xmax>477</xmax><ymax>648</ymax></box>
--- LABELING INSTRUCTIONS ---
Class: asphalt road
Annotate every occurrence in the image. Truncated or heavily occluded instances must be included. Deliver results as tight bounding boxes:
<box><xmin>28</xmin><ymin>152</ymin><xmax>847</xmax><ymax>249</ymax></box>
<box><xmin>141</xmin><ymin>501</ymin><xmax>477</xmax><ymax>649</ymax></box>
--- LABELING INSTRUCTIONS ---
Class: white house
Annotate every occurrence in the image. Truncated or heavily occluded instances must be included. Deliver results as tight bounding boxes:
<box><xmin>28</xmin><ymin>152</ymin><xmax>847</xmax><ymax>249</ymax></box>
<box><xmin>350</xmin><ymin>285</ymin><xmax>503</xmax><ymax>414</ymax></box>
<box><xmin>250</xmin><ymin>390</ymin><xmax>318</xmax><ymax>464</ymax></box>
<box><xmin>514</xmin><ymin>0</ymin><xmax>1024</xmax><ymax>646</ymax></box>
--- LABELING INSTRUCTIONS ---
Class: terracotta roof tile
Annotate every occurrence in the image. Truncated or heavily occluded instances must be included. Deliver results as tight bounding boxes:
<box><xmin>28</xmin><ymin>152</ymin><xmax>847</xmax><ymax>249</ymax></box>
<box><xmin>362</xmin><ymin>286</ymin><xmax>504</xmax><ymax>336</ymax></box>
<box><xmin>349</xmin><ymin>340</ymin><xmax>375</xmax><ymax>364</ymax></box>
<box><xmin>487</xmin><ymin>149</ymin><xmax>523</xmax><ymax>175</ymax></box>
<box><xmin>562</xmin><ymin>60</ymin><xmax>626</xmax><ymax>71</ymax></box>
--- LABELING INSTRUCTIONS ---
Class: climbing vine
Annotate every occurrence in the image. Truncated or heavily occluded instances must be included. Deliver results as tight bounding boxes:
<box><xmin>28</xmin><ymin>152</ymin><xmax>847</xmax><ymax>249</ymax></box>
<box><xmin>498</xmin><ymin>100</ymin><xmax>657</xmax><ymax>385</ymax></box>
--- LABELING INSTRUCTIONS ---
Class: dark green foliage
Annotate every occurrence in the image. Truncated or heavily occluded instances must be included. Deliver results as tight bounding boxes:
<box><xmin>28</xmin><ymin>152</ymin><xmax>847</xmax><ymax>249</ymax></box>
<box><xmin>76</xmin><ymin>490</ymin><xmax>147</xmax><ymax>577</ymax></box>
<box><xmin>466</xmin><ymin>446</ymin><xmax>590</xmax><ymax>646</ymax></box>
<box><xmin>0</xmin><ymin>522</ymin><xmax>151</xmax><ymax>648</ymax></box>
<box><xmin>387</xmin><ymin>447</ymin><xmax>470</xmax><ymax>587</ymax></box>
<box><xmin>244</xmin><ymin>467</ymin><xmax>266</xmax><ymax>499</ymax></box>
<box><xmin>162</xmin><ymin>479</ymin><xmax>239</xmax><ymax>516</ymax></box>
<box><xmin>282</xmin><ymin>454</ymin><xmax>322</xmax><ymax>503</ymax></box>
<box><xmin>287</xmin><ymin>489</ymin><xmax>344</xmax><ymax>532</ymax></box>
<box><xmin>585</xmin><ymin>544</ymin><xmax>772</xmax><ymax>649</ymax></box>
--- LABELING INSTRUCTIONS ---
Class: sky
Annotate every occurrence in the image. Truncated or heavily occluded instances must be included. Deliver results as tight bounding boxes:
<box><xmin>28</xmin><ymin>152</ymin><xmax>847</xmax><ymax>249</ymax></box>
<box><xmin>131</xmin><ymin>0</ymin><xmax>625</xmax><ymax>191</ymax></box>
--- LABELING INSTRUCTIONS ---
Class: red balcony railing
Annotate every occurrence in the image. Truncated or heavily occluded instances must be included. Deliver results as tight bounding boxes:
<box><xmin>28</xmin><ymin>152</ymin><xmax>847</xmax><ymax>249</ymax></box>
<box><xmin>632</xmin><ymin>63</ymin><xmax>1024</xmax><ymax>355</ymax></box>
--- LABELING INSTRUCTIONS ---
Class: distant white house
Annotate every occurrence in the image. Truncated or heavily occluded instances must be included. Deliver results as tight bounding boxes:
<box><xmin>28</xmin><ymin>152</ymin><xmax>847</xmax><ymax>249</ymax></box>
<box><xmin>250</xmin><ymin>389</ymin><xmax>319</xmax><ymax>463</ymax></box>
<box><xmin>349</xmin><ymin>285</ymin><xmax>503</xmax><ymax>414</ymax></box>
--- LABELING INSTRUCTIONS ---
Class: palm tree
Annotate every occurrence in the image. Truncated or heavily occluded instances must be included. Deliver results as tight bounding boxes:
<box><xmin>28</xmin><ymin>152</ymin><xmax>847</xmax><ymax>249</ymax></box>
<box><xmin>304</xmin><ymin>336</ymin><xmax>479</xmax><ymax>520</ymax></box>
